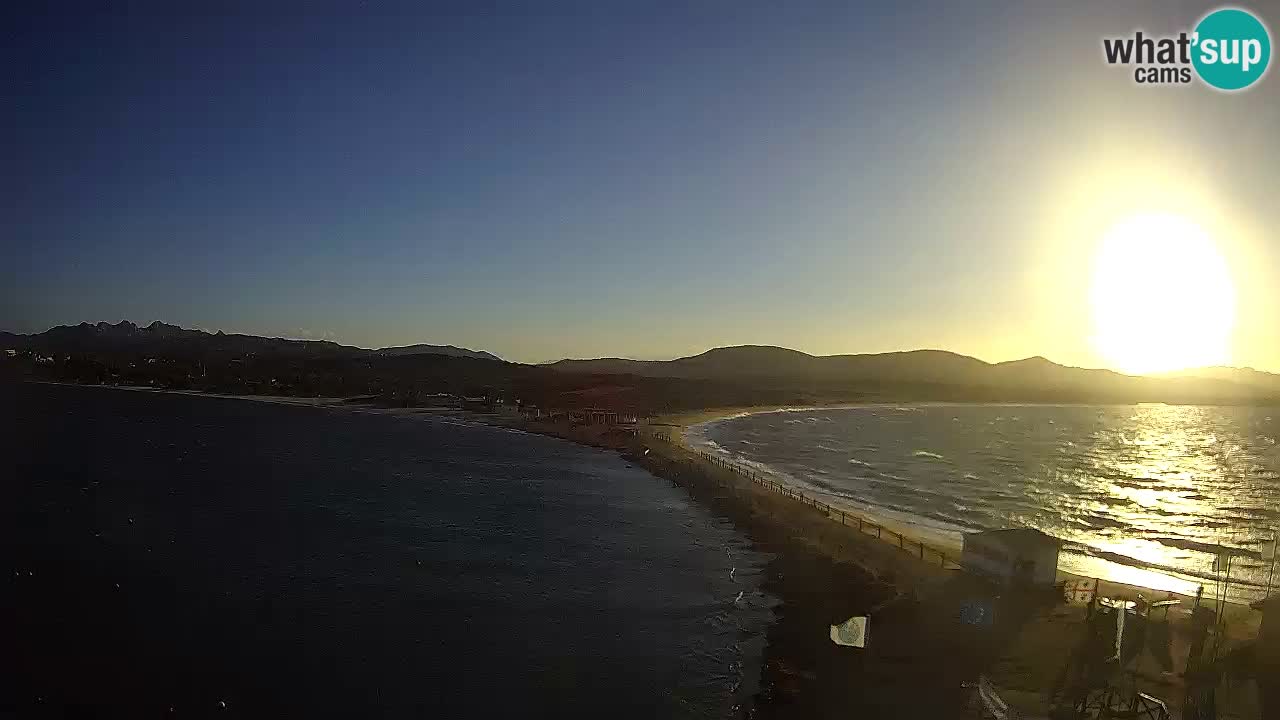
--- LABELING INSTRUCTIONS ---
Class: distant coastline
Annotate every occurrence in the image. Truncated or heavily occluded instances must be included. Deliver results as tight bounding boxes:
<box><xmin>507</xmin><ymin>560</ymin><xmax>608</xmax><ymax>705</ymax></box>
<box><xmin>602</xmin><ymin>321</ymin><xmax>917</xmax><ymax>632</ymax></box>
<box><xmin>7</xmin><ymin>321</ymin><xmax>1280</xmax><ymax>412</ymax></box>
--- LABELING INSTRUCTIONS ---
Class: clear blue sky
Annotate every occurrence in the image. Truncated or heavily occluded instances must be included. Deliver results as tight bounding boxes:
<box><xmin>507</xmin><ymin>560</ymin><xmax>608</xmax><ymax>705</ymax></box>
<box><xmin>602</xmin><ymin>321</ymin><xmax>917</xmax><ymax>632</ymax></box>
<box><xmin>5</xmin><ymin>2</ymin><xmax>1278</xmax><ymax>368</ymax></box>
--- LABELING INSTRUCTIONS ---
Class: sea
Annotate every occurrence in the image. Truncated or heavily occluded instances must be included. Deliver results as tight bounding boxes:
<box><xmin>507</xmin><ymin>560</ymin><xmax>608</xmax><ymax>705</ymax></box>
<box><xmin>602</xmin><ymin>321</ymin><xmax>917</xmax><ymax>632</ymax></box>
<box><xmin>4</xmin><ymin>383</ymin><xmax>774</xmax><ymax>717</ymax></box>
<box><xmin>688</xmin><ymin>403</ymin><xmax>1280</xmax><ymax>603</ymax></box>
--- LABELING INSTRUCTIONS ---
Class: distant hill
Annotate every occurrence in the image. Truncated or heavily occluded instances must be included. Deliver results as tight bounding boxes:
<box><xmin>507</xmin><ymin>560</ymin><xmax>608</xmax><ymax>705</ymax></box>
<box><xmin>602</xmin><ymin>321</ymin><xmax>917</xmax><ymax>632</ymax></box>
<box><xmin>550</xmin><ymin>345</ymin><xmax>1048</xmax><ymax>382</ymax></box>
<box><xmin>8</xmin><ymin>323</ymin><xmax>1279</xmax><ymax>409</ymax></box>
<box><xmin>1162</xmin><ymin>366</ymin><xmax>1280</xmax><ymax>393</ymax></box>
<box><xmin>548</xmin><ymin>345</ymin><xmax>1280</xmax><ymax>405</ymax></box>
<box><xmin>377</xmin><ymin>344</ymin><xmax>502</xmax><ymax>362</ymax></box>
<box><xmin>1</xmin><ymin>320</ymin><xmax>502</xmax><ymax>362</ymax></box>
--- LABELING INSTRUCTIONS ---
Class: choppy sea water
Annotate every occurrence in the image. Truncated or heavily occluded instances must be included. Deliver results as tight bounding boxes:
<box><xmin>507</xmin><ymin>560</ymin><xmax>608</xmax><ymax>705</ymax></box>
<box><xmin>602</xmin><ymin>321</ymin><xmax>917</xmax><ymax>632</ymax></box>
<box><xmin>688</xmin><ymin>404</ymin><xmax>1280</xmax><ymax>602</ymax></box>
<box><xmin>5</xmin><ymin>383</ymin><xmax>773</xmax><ymax>717</ymax></box>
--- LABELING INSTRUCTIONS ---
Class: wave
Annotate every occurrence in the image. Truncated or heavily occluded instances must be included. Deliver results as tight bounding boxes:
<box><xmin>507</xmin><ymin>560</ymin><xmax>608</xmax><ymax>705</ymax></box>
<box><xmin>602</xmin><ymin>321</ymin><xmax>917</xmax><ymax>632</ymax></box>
<box><xmin>704</xmin><ymin>440</ymin><xmax>730</xmax><ymax>454</ymax></box>
<box><xmin>1147</xmin><ymin>536</ymin><xmax>1262</xmax><ymax>559</ymax></box>
<box><xmin>1065</xmin><ymin>545</ymin><xmax>1270</xmax><ymax>591</ymax></box>
<box><xmin>696</xmin><ymin>404</ymin><xmax>1280</xmax><ymax>601</ymax></box>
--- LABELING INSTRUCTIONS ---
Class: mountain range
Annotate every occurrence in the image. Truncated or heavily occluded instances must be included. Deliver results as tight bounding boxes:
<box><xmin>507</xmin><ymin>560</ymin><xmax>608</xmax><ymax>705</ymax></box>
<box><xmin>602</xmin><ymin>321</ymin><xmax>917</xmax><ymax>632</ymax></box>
<box><xmin>5</xmin><ymin>322</ymin><xmax>1280</xmax><ymax>407</ymax></box>
<box><xmin>0</xmin><ymin>321</ymin><xmax>502</xmax><ymax>362</ymax></box>
<box><xmin>546</xmin><ymin>345</ymin><xmax>1280</xmax><ymax>403</ymax></box>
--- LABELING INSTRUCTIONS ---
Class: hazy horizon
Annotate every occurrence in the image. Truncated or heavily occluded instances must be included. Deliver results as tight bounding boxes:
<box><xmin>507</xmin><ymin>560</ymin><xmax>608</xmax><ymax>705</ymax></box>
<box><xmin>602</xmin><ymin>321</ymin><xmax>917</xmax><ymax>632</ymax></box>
<box><xmin>6</xmin><ymin>3</ymin><xmax>1278</xmax><ymax>372</ymax></box>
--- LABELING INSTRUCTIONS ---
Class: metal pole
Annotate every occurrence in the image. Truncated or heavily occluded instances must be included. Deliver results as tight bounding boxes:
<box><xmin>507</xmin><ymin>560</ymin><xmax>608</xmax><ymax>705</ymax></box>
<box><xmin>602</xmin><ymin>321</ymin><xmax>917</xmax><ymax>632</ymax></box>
<box><xmin>1208</xmin><ymin>556</ymin><xmax>1228</xmax><ymax>661</ymax></box>
<box><xmin>1267</xmin><ymin>533</ymin><xmax>1278</xmax><ymax>597</ymax></box>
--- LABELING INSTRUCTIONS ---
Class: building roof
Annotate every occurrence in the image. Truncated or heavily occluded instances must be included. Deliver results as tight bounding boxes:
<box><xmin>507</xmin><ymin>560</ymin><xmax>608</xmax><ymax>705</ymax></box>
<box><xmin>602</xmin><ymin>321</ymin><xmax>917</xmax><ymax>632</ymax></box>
<box><xmin>968</xmin><ymin>527</ymin><xmax>1064</xmax><ymax>550</ymax></box>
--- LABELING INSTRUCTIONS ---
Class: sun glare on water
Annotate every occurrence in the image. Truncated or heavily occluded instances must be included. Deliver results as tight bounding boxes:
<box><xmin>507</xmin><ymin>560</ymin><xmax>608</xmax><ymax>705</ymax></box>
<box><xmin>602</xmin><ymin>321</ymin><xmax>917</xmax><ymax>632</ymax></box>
<box><xmin>1090</xmin><ymin>214</ymin><xmax>1236</xmax><ymax>375</ymax></box>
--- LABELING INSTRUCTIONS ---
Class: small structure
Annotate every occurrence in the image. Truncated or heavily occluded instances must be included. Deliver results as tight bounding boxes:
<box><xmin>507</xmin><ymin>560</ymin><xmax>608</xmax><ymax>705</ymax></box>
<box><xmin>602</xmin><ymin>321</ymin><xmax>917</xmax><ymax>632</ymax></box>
<box><xmin>419</xmin><ymin>393</ymin><xmax>460</xmax><ymax>407</ymax></box>
<box><xmin>962</xmin><ymin>528</ymin><xmax>1062</xmax><ymax>587</ymax></box>
<box><xmin>568</xmin><ymin>408</ymin><xmax>623</xmax><ymax>425</ymax></box>
<box><xmin>460</xmin><ymin>396</ymin><xmax>492</xmax><ymax>411</ymax></box>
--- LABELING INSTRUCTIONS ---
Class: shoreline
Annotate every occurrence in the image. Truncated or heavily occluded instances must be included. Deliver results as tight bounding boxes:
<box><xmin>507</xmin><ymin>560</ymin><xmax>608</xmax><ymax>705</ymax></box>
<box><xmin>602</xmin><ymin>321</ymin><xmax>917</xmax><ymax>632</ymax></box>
<box><xmin>31</xmin><ymin>383</ymin><xmax>1263</xmax><ymax>608</ymax></box>
<box><xmin>27</xmin><ymin>383</ymin><xmax>1267</xmax><ymax>716</ymax></box>
<box><xmin>645</xmin><ymin>405</ymin><xmax>1265</xmax><ymax>717</ymax></box>
<box><xmin>36</xmin><ymin>383</ymin><xmax>1256</xmax><ymax>606</ymax></box>
<box><xmin>27</xmin><ymin>383</ymin><xmax>962</xmax><ymax>715</ymax></box>
<box><xmin>672</xmin><ymin>404</ymin><xmax>1265</xmax><ymax>606</ymax></box>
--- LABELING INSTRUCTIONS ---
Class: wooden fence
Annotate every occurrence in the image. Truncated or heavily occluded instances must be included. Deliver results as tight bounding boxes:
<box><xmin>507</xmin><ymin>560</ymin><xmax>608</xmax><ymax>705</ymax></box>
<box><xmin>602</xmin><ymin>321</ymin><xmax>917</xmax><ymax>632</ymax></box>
<box><xmin>650</xmin><ymin>432</ymin><xmax>957</xmax><ymax>569</ymax></box>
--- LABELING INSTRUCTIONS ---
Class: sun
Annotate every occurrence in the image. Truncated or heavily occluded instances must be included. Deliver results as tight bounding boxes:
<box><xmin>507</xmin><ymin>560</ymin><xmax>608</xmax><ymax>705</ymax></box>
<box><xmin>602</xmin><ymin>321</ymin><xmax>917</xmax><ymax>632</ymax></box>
<box><xmin>1090</xmin><ymin>214</ymin><xmax>1236</xmax><ymax>375</ymax></box>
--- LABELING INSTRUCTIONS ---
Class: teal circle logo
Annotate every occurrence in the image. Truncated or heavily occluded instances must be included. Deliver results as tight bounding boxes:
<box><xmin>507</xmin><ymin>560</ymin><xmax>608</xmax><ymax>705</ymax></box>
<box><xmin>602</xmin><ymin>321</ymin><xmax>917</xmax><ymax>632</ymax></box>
<box><xmin>1192</xmin><ymin>8</ymin><xmax>1271</xmax><ymax>90</ymax></box>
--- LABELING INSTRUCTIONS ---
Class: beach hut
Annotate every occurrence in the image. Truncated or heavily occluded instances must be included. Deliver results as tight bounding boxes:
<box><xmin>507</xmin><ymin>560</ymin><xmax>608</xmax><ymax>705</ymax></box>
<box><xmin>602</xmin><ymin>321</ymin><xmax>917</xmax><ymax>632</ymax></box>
<box><xmin>961</xmin><ymin>528</ymin><xmax>1062</xmax><ymax>587</ymax></box>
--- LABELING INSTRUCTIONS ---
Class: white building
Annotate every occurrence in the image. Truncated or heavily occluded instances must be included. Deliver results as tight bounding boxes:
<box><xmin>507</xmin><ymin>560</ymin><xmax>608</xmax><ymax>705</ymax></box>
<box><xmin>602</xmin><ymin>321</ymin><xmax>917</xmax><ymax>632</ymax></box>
<box><xmin>961</xmin><ymin>528</ymin><xmax>1062</xmax><ymax>587</ymax></box>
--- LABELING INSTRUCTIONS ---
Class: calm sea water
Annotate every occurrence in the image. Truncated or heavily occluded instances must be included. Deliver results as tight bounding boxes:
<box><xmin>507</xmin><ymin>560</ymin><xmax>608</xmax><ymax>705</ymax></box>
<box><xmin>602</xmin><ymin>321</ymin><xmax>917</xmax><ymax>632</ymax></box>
<box><xmin>4</xmin><ymin>384</ymin><xmax>773</xmax><ymax>717</ymax></box>
<box><xmin>690</xmin><ymin>404</ymin><xmax>1280</xmax><ymax>601</ymax></box>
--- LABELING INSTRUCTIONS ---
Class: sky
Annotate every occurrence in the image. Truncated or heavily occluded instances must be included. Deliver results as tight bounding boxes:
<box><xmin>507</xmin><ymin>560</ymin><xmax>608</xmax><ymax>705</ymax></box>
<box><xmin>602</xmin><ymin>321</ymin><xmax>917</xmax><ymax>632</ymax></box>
<box><xmin>4</xmin><ymin>2</ymin><xmax>1278</xmax><ymax>369</ymax></box>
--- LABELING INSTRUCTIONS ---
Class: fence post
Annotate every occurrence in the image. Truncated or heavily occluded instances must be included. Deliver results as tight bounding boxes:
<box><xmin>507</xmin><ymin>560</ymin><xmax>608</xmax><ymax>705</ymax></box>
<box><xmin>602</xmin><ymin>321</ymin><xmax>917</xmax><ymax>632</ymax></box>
<box><xmin>877</xmin><ymin>526</ymin><xmax>881</xmax><ymax>539</ymax></box>
<box><xmin>919</xmin><ymin>542</ymin><xmax>924</xmax><ymax>560</ymax></box>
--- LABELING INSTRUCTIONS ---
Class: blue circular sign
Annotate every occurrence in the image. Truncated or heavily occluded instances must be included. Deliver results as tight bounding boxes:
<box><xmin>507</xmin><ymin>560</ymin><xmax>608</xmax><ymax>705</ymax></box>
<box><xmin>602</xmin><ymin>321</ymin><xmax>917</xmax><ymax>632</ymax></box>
<box><xmin>1193</xmin><ymin>8</ymin><xmax>1271</xmax><ymax>91</ymax></box>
